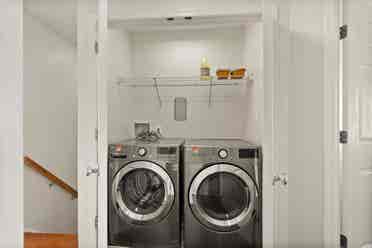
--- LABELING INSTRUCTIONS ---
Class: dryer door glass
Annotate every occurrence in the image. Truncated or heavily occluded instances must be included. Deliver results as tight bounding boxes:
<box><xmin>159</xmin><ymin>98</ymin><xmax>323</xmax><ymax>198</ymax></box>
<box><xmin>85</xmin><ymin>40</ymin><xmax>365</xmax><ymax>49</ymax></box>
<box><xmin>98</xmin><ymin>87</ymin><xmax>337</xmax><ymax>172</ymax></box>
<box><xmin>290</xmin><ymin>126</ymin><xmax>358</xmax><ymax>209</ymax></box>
<box><xmin>196</xmin><ymin>172</ymin><xmax>249</xmax><ymax>220</ymax></box>
<box><xmin>112</xmin><ymin>161</ymin><xmax>175</xmax><ymax>225</ymax></box>
<box><xmin>120</xmin><ymin>169</ymin><xmax>165</xmax><ymax>215</ymax></box>
<box><xmin>189</xmin><ymin>163</ymin><xmax>257</xmax><ymax>232</ymax></box>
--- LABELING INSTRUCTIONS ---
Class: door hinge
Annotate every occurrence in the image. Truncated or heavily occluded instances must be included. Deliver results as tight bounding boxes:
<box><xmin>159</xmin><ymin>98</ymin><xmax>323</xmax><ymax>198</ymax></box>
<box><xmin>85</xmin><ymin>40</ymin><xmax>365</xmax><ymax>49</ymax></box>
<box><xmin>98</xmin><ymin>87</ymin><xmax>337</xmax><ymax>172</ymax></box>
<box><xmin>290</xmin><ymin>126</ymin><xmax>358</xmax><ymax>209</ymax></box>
<box><xmin>95</xmin><ymin>128</ymin><xmax>98</xmax><ymax>141</ymax></box>
<box><xmin>339</xmin><ymin>25</ymin><xmax>348</xmax><ymax>40</ymax></box>
<box><xmin>339</xmin><ymin>130</ymin><xmax>348</xmax><ymax>144</ymax></box>
<box><xmin>94</xmin><ymin>41</ymin><xmax>99</xmax><ymax>54</ymax></box>
<box><xmin>94</xmin><ymin>215</ymin><xmax>98</xmax><ymax>229</ymax></box>
<box><xmin>340</xmin><ymin>234</ymin><xmax>347</xmax><ymax>248</ymax></box>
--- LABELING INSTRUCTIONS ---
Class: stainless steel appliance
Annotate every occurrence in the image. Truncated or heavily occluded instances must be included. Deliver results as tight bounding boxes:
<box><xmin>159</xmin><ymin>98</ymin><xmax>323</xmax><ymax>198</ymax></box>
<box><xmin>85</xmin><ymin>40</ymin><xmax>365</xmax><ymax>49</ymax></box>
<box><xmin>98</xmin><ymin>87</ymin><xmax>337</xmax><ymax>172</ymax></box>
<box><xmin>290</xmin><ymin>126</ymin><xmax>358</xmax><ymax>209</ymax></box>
<box><xmin>183</xmin><ymin>139</ymin><xmax>262</xmax><ymax>248</ymax></box>
<box><xmin>108</xmin><ymin>138</ymin><xmax>184</xmax><ymax>248</ymax></box>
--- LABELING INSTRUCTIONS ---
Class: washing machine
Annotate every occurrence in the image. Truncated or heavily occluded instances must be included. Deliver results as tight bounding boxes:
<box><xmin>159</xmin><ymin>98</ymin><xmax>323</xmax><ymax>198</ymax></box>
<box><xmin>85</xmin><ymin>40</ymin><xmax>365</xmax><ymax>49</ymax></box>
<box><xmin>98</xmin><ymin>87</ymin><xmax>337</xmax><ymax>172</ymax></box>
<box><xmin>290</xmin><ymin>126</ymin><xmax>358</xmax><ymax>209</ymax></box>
<box><xmin>183</xmin><ymin>139</ymin><xmax>262</xmax><ymax>248</ymax></box>
<box><xmin>108</xmin><ymin>138</ymin><xmax>184</xmax><ymax>248</ymax></box>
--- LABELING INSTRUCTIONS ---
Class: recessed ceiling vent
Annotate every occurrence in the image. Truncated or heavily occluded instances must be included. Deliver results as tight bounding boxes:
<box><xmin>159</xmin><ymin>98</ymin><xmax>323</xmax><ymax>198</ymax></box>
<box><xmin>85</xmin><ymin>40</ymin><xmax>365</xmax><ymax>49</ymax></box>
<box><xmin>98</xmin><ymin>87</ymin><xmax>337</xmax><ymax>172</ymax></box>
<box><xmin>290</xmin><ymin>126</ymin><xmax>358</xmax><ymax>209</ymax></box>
<box><xmin>166</xmin><ymin>16</ymin><xmax>193</xmax><ymax>22</ymax></box>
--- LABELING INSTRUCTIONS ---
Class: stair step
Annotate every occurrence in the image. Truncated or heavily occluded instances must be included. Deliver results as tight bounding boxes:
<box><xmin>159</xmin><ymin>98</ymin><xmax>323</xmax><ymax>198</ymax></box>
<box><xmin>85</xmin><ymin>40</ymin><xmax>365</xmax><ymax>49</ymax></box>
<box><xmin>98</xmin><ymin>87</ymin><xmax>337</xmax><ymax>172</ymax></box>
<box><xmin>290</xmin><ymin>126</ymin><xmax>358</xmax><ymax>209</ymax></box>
<box><xmin>24</xmin><ymin>233</ymin><xmax>77</xmax><ymax>248</ymax></box>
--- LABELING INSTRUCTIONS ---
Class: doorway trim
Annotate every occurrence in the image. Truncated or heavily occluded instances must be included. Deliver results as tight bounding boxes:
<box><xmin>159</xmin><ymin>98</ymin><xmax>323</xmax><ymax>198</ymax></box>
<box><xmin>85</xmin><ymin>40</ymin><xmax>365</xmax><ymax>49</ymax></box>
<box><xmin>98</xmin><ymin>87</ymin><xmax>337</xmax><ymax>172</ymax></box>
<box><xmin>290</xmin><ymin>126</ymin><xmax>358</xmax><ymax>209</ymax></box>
<box><xmin>94</xmin><ymin>0</ymin><xmax>344</xmax><ymax>247</ymax></box>
<box><xmin>97</xmin><ymin>0</ymin><xmax>108</xmax><ymax>247</ymax></box>
<box><xmin>0</xmin><ymin>0</ymin><xmax>24</xmax><ymax>246</ymax></box>
<box><xmin>96</xmin><ymin>2</ymin><xmax>278</xmax><ymax>247</ymax></box>
<box><xmin>323</xmin><ymin>0</ymin><xmax>341</xmax><ymax>246</ymax></box>
<box><xmin>262</xmin><ymin>1</ymin><xmax>277</xmax><ymax>247</ymax></box>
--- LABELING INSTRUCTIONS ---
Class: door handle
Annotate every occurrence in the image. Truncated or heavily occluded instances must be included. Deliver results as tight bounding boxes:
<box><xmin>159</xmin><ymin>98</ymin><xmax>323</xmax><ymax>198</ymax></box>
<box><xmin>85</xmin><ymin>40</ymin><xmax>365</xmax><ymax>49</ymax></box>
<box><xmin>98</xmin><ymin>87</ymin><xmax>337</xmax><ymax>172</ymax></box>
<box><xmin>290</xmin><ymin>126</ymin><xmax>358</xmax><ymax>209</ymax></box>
<box><xmin>86</xmin><ymin>166</ymin><xmax>100</xmax><ymax>176</ymax></box>
<box><xmin>272</xmin><ymin>173</ymin><xmax>288</xmax><ymax>186</ymax></box>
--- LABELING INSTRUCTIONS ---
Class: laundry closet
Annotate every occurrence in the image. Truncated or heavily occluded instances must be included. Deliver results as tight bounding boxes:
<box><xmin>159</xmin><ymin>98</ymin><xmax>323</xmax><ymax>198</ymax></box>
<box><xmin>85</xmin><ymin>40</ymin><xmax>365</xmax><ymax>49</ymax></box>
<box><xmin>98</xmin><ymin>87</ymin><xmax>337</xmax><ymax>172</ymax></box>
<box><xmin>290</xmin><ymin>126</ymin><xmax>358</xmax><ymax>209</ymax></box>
<box><xmin>107</xmin><ymin>1</ymin><xmax>263</xmax><ymax>144</ymax></box>
<box><xmin>102</xmin><ymin>1</ymin><xmax>265</xmax><ymax>247</ymax></box>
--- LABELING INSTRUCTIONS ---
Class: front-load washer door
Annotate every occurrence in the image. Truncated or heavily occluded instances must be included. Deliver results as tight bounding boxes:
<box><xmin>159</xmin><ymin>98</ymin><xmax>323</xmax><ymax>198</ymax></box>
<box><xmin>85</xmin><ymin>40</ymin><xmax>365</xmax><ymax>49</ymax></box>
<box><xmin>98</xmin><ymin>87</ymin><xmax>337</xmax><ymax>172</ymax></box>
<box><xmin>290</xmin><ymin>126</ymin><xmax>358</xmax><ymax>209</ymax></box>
<box><xmin>189</xmin><ymin>163</ymin><xmax>258</xmax><ymax>232</ymax></box>
<box><xmin>112</xmin><ymin>161</ymin><xmax>175</xmax><ymax>225</ymax></box>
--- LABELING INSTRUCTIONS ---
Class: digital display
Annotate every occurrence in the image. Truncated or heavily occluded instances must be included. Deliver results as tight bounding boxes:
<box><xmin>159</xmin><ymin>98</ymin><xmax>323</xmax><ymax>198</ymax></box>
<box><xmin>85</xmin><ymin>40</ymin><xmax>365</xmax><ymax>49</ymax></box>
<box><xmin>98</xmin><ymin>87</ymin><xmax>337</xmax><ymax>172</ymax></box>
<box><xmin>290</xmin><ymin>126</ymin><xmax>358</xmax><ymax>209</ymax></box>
<box><xmin>111</xmin><ymin>154</ymin><xmax>127</xmax><ymax>159</ymax></box>
<box><xmin>239</xmin><ymin>149</ymin><xmax>258</xmax><ymax>159</ymax></box>
<box><xmin>157</xmin><ymin>147</ymin><xmax>177</xmax><ymax>155</ymax></box>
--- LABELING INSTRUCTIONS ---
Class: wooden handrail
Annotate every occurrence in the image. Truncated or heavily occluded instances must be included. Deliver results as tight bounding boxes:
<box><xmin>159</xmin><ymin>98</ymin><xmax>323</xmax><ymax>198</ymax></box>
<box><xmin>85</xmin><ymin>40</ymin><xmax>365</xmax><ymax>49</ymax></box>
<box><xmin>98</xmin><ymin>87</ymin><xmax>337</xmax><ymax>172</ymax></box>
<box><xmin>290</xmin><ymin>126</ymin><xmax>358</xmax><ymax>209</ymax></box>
<box><xmin>24</xmin><ymin>156</ymin><xmax>78</xmax><ymax>199</ymax></box>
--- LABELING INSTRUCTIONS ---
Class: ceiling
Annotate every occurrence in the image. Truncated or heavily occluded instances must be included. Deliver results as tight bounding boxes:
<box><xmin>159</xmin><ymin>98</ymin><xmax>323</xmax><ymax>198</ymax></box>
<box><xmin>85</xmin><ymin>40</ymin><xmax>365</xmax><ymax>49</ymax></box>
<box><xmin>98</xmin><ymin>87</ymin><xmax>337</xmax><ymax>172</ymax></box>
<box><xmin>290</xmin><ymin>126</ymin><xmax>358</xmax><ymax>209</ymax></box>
<box><xmin>24</xmin><ymin>0</ymin><xmax>77</xmax><ymax>43</ymax></box>
<box><xmin>23</xmin><ymin>0</ymin><xmax>261</xmax><ymax>42</ymax></box>
<box><xmin>110</xmin><ymin>13</ymin><xmax>262</xmax><ymax>32</ymax></box>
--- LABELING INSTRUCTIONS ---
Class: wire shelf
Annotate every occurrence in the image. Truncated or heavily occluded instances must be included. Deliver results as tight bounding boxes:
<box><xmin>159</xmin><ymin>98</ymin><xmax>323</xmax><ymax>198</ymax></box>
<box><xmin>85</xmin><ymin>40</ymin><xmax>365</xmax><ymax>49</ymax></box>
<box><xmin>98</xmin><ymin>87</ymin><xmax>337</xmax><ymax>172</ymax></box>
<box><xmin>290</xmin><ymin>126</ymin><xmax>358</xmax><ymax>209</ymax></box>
<box><xmin>116</xmin><ymin>76</ymin><xmax>251</xmax><ymax>87</ymax></box>
<box><xmin>115</xmin><ymin>76</ymin><xmax>253</xmax><ymax>107</ymax></box>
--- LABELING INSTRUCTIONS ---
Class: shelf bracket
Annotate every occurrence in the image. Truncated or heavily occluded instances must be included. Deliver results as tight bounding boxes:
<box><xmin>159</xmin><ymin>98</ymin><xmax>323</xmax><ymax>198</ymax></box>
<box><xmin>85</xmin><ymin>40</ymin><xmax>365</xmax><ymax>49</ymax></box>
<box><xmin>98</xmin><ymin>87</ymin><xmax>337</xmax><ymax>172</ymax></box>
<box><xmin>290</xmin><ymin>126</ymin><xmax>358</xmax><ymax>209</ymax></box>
<box><xmin>153</xmin><ymin>77</ymin><xmax>162</xmax><ymax>108</ymax></box>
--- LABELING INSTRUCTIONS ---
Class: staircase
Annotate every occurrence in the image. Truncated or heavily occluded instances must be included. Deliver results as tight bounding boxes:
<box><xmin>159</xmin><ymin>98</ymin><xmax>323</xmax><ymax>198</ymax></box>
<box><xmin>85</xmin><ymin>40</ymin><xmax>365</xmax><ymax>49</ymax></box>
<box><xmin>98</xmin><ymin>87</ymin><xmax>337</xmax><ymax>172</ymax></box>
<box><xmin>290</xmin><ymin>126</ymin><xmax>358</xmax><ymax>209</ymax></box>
<box><xmin>24</xmin><ymin>156</ymin><xmax>78</xmax><ymax>248</ymax></box>
<box><xmin>24</xmin><ymin>233</ymin><xmax>77</xmax><ymax>248</ymax></box>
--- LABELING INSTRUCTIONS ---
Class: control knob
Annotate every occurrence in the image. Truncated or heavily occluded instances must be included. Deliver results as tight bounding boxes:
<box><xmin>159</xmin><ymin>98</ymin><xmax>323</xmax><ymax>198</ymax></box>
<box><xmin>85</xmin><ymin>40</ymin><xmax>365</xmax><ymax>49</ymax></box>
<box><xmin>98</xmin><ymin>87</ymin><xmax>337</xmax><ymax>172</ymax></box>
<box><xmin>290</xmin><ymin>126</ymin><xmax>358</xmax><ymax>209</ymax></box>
<box><xmin>137</xmin><ymin>147</ymin><xmax>147</xmax><ymax>157</ymax></box>
<box><xmin>218</xmin><ymin>149</ymin><xmax>229</xmax><ymax>159</ymax></box>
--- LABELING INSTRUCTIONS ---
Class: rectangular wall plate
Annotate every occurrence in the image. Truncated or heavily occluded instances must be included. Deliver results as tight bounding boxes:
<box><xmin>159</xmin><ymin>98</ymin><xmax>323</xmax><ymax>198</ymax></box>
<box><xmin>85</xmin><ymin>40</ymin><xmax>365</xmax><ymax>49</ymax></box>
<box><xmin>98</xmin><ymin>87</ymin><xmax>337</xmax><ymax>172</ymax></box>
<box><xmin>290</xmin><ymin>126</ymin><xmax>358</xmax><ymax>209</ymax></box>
<box><xmin>134</xmin><ymin>122</ymin><xmax>150</xmax><ymax>137</ymax></box>
<box><xmin>174</xmin><ymin>97</ymin><xmax>187</xmax><ymax>122</ymax></box>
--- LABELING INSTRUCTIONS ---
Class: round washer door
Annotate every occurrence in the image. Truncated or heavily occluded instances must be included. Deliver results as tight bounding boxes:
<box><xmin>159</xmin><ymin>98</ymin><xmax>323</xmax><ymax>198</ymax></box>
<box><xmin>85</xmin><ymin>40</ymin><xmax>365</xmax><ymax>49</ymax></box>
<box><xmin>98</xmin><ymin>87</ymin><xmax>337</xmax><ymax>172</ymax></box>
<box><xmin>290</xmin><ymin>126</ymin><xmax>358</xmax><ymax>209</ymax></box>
<box><xmin>112</xmin><ymin>161</ymin><xmax>175</xmax><ymax>225</ymax></box>
<box><xmin>189</xmin><ymin>163</ymin><xmax>258</xmax><ymax>232</ymax></box>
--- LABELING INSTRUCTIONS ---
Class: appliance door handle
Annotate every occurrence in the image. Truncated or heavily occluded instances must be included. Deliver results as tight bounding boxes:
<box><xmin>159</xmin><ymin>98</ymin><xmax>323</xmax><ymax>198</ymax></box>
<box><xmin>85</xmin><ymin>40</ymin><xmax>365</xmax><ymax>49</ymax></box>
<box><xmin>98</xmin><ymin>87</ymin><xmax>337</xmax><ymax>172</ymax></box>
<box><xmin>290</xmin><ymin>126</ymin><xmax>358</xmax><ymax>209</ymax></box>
<box><xmin>272</xmin><ymin>173</ymin><xmax>288</xmax><ymax>186</ymax></box>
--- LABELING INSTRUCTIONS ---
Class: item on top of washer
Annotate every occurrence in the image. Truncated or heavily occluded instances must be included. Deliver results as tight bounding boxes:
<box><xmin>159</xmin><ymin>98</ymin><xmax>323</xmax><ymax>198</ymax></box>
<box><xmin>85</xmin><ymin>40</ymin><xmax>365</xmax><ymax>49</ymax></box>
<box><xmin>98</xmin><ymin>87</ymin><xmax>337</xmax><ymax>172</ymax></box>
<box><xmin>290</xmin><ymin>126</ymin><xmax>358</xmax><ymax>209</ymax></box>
<box><xmin>136</xmin><ymin>129</ymin><xmax>162</xmax><ymax>143</ymax></box>
<box><xmin>135</xmin><ymin>122</ymin><xmax>150</xmax><ymax>137</ymax></box>
<box><xmin>230</xmin><ymin>68</ymin><xmax>246</xmax><ymax>79</ymax></box>
<box><xmin>216</xmin><ymin>69</ymin><xmax>231</xmax><ymax>79</ymax></box>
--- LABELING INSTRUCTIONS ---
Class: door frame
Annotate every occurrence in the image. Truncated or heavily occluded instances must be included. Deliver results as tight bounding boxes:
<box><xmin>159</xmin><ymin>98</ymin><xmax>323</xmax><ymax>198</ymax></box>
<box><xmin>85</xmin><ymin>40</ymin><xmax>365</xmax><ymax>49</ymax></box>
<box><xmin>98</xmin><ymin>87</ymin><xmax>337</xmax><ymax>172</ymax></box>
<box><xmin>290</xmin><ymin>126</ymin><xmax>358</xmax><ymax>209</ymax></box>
<box><xmin>0</xmin><ymin>0</ymin><xmax>24</xmax><ymax>246</ymax></box>
<box><xmin>262</xmin><ymin>1</ymin><xmax>277</xmax><ymax>247</ymax></box>
<box><xmin>95</xmin><ymin>2</ymin><xmax>278</xmax><ymax>246</ymax></box>
<box><xmin>97</xmin><ymin>0</ymin><xmax>108</xmax><ymax>247</ymax></box>
<box><xmin>323</xmin><ymin>0</ymin><xmax>341</xmax><ymax>246</ymax></box>
<box><xmin>95</xmin><ymin>1</ymin><xmax>278</xmax><ymax>247</ymax></box>
<box><xmin>95</xmin><ymin>0</ymin><xmax>341</xmax><ymax>247</ymax></box>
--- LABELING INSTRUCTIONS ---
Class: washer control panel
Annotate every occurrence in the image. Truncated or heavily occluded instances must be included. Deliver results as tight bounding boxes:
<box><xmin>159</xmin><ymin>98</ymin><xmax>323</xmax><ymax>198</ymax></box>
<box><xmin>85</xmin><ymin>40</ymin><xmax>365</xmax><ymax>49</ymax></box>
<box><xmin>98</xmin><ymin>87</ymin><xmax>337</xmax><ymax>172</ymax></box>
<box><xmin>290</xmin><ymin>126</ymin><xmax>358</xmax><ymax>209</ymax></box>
<box><xmin>128</xmin><ymin>145</ymin><xmax>179</xmax><ymax>161</ymax></box>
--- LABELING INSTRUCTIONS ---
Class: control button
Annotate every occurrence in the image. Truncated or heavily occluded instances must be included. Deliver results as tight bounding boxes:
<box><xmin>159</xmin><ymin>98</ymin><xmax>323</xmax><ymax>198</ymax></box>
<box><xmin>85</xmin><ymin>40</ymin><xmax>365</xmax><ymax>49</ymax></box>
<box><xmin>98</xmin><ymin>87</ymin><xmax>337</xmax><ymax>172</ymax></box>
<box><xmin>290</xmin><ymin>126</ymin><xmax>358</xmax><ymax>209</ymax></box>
<box><xmin>137</xmin><ymin>147</ymin><xmax>147</xmax><ymax>157</ymax></box>
<box><xmin>115</xmin><ymin>144</ymin><xmax>123</xmax><ymax>153</ymax></box>
<box><xmin>218</xmin><ymin>149</ymin><xmax>229</xmax><ymax>159</ymax></box>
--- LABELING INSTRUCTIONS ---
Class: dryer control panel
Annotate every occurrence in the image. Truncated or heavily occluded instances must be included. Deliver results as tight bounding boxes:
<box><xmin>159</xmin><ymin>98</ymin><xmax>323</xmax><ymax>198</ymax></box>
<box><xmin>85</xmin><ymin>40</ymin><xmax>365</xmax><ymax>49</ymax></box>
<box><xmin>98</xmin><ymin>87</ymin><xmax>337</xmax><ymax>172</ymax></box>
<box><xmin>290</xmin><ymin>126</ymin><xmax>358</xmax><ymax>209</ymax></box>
<box><xmin>186</xmin><ymin>146</ymin><xmax>260</xmax><ymax>164</ymax></box>
<box><xmin>238</xmin><ymin>149</ymin><xmax>259</xmax><ymax>159</ymax></box>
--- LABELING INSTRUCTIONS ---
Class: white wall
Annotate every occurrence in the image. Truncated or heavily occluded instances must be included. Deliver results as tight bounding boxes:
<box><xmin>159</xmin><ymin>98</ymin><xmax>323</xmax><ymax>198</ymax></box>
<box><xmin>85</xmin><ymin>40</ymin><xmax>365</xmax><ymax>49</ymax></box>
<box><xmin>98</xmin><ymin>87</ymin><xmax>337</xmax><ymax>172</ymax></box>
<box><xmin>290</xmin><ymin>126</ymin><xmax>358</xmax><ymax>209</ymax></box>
<box><xmin>131</xmin><ymin>28</ymin><xmax>245</xmax><ymax>77</ymax></box>
<box><xmin>108</xmin><ymin>29</ymin><xmax>133</xmax><ymax>142</ymax></box>
<box><xmin>109</xmin><ymin>0</ymin><xmax>261</xmax><ymax>20</ymax></box>
<box><xmin>23</xmin><ymin>12</ymin><xmax>77</xmax><ymax>234</ymax></box>
<box><xmin>108</xmin><ymin>26</ymin><xmax>262</xmax><ymax>142</ymax></box>
<box><xmin>243</xmin><ymin>22</ymin><xmax>263</xmax><ymax>144</ymax></box>
<box><xmin>0</xmin><ymin>0</ymin><xmax>24</xmax><ymax>246</ymax></box>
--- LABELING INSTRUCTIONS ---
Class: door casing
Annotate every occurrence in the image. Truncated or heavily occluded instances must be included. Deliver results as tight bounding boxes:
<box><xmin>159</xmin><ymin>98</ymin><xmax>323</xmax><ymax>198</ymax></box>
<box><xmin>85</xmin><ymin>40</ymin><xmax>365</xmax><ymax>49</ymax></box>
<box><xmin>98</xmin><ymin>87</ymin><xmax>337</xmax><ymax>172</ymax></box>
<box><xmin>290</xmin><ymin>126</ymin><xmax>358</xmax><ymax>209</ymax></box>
<box><xmin>92</xmin><ymin>1</ymin><xmax>341</xmax><ymax>248</ymax></box>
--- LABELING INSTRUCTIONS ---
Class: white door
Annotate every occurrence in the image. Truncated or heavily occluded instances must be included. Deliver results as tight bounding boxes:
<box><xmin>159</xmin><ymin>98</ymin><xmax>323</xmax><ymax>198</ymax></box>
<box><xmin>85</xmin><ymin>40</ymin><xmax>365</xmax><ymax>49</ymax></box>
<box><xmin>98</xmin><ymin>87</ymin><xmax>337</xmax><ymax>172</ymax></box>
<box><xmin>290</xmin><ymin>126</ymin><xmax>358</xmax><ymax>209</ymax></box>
<box><xmin>269</xmin><ymin>1</ymin><xmax>332</xmax><ymax>247</ymax></box>
<box><xmin>343</xmin><ymin>0</ymin><xmax>372</xmax><ymax>247</ymax></box>
<box><xmin>77</xmin><ymin>0</ymin><xmax>107</xmax><ymax>247</ymax></box>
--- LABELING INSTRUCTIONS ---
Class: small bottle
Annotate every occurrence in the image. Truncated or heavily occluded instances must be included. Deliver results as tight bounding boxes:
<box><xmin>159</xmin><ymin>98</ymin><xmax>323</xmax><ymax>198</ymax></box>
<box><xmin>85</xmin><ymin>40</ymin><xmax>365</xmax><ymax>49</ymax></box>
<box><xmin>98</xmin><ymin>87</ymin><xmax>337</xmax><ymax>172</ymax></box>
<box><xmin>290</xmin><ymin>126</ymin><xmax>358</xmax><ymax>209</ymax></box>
<box><xmin>200</xmin><ymin>57</ymin><xmax>211</xmax><ymax>81</ymax></box>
